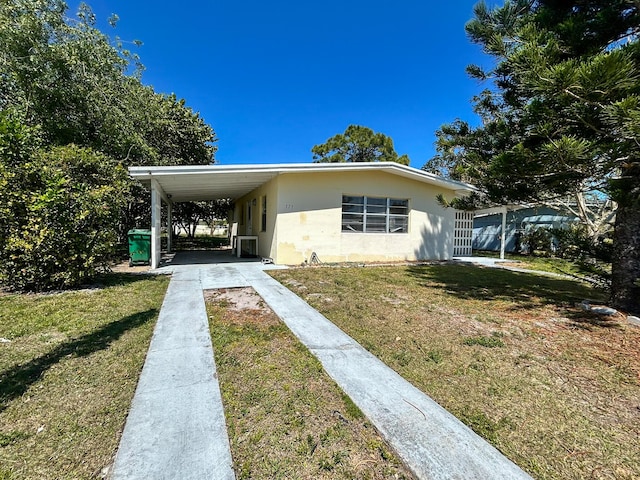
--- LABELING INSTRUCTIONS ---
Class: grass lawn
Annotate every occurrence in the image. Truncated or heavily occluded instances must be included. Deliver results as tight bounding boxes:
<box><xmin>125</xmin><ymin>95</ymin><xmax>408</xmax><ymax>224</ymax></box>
<box><xmin>0</xmin><ymin>274</ymin><xmax>169</xmax><ymax>480</ymax></box>
<box><xmin>271</xmin><ymin>264</ymin><xmax>640</xmax><ymax>480</ymax></box>
<box><xmin>206</xmin><ymin>287</ymin><xmax>415</xmax><ymax>479</ymax></box>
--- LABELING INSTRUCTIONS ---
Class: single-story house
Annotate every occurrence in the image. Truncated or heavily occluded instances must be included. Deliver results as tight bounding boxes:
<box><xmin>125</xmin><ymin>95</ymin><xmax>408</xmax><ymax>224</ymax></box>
<box><xmin>129</xmin><ymin>162</ymin><xmax>476</xmax><ymax>268</ymax></box>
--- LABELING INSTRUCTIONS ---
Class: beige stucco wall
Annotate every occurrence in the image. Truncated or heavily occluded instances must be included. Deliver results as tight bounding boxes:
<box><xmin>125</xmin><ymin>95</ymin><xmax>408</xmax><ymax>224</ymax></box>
<box><xmin>234</xmin><ymin>176</ymin><xmax>279</xmax><ymax>259</ymax></box>
<box><xmin>249</xmin><ymin>170</ymin><xmax>458</xmax><ymax>265</ymax></box>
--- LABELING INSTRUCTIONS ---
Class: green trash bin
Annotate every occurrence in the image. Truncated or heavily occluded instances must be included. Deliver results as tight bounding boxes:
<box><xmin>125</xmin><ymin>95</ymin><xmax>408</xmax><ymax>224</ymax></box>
<box><xmin>128</xmin><ymin>229</ymin><xmax>152</xmax><ymax>266</ymax></box>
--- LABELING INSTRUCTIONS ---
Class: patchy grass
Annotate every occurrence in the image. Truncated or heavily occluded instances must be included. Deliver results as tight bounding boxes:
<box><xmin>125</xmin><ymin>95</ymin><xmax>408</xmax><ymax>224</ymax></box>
<box><xmin>0</xmin><ymin>274</ymin><xmax>169</xmax><ymax>480</ymax></box>
<box><xmin>462</xmin><ymin>333</ymin><xmax>505</xmax><ymax>348</ymax></box>
<box><xmin>272</xmin><ymin>264</ymin><xmax>640</xmax><ymax>480</ymax></box>
<box><xmin>206</xmin><ymin>287</ymin><xmax>414</xmax><ymax>480</ymax></box>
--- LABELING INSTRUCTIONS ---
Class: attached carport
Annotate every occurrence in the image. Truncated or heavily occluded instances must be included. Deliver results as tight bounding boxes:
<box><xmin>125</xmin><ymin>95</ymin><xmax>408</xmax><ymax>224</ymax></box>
<box><xmin>129</xmin><ymin>164</ymin><xmax>283</xmax><ymax>269</ymax></box>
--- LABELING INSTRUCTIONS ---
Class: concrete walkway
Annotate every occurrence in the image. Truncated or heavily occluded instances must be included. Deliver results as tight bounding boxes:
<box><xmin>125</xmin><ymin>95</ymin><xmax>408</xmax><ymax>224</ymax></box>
<box><xmin>112</xmin><ymin>260</ymin><xmax>532</xmax><ymax>480</ymax></box>
<box><xmin>110</xmin><ymin>267</ymin><xmax>234</xmax><ymax>480</ymax></box>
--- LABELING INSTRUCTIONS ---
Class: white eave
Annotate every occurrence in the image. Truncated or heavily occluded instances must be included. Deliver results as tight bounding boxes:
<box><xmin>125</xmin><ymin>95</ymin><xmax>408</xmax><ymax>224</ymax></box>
<box><xmin>128</xmin><ymin>162</ymin><xmax>477</xmax><ymax>203</ymax></box>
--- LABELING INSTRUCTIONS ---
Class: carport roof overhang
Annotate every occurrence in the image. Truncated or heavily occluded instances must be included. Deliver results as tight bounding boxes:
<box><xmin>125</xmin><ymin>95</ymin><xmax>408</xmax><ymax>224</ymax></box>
<box><xmin>128</xmin><ymin>162</ymin><xmax>477</xmax><ymax>203</ymax></box>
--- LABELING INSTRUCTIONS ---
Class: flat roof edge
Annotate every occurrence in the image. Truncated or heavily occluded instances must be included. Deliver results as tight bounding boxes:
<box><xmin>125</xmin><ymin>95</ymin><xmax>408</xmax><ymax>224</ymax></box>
<box><xmin>128</xmin><ymin>162</ymin><xmax>477</xmax><ymax>192</ymax></box>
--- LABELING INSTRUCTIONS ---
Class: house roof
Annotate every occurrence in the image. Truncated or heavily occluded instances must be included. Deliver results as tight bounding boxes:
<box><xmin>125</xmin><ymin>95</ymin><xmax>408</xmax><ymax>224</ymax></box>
<box><xmin>128</xmin><ymin>162</ymin><xmax>477</xmax><ymax>203</ymax></box>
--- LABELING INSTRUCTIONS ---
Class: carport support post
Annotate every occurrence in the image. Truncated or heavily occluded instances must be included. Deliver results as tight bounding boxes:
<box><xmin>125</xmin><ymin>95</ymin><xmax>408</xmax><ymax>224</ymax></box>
<box><xmin>167</xmin><ymin>202</ymin><xmax>173</xmax><ymax>253</ymax></box>
<box><xmin>150</xmin><ymin>179</ymin><xmax>162</xmax><ymax>269</ymax></box>
<box><xmin>500</xmin><ymin>207</ymin><xmax>507</xmax><ymax>260</ymax></box>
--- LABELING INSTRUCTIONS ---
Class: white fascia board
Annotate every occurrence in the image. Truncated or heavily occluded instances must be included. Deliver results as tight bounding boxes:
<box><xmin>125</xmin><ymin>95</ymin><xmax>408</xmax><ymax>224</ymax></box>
<box><xmin>128</xmin><ymin>162</ymin><xmax>477</xmax><ymax>193</ymax></box>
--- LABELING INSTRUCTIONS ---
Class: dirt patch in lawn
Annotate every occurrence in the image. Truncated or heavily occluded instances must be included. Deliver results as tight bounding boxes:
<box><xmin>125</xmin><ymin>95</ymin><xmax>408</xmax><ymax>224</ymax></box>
<box><xmin>109</xmin><ymin>260</ymin><xmax>151</xmax><ymax>274</ymax></box>
<box><xmin>271</xmin><ymin>264</ymin><xmax>640</xmax><ymax>480</ymax></box>
<box><xmin>208</xmin><ymin>287</ymin><xmax>268</xmax><ymax>312</ymax></box>
<box><xmin>205</xmin><ymin>287</ymin><xmax>415</xmax><ymax>480</ymax></box>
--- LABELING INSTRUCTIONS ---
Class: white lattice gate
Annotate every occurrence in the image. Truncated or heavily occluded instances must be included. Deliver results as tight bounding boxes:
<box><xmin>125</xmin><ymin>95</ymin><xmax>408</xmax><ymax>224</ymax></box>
<box><xmin>453</xmin><ymin>210</ymin><xmax>474</xmax><ymax>256</ymax></box>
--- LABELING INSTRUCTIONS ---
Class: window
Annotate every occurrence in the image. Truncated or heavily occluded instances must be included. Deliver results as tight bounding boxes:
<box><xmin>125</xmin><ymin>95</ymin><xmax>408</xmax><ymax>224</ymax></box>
<box><xmin>342</xmin><ymin>195</ymin><xmax>409</xmax><ymax>233</ymax></box>
<box><xmin>261</xmin><ymin>196</ymin><xmax>267</xmax><ymax>232</ymax></box>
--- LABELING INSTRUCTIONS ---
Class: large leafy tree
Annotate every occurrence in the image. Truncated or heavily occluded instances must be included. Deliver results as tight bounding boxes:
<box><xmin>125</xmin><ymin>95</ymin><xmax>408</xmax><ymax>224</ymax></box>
<box><xmin>0</xmin><ymin>0</ymin><xmax>218</xmax><ymax>289</ymax></box>
<box><xmin>312</xmin><ymin>125</ymin><xmax>410</xmax><ymax>165</ymax></box>
<box><xmin>0</xmin><ymin>0</ymin><xmax>216</xmax><ymax>165</ymax></box>
<box><xmin>425</xmin><ymin>0</ymin><xmax>640</xmax><ymax>313</ymax></box>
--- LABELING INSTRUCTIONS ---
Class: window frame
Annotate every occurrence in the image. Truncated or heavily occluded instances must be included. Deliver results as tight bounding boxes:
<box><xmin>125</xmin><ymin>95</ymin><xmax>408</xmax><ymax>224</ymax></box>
<box><xmin>341</xmin><ymin>195</ymin><xmax>409</xmax><ymax>234</ymax></box>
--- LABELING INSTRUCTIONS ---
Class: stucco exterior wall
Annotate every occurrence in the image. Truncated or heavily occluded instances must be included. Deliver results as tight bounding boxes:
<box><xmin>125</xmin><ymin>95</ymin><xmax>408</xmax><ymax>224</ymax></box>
<box><xmin>269</xmin><ymin>170</ymin><xmax>456</xmax><ymax>265</ymax></box>
<box><xmin>234</xmin><ymin>177</ymin><xmax>279</xmax><ymax>259</ymax></box>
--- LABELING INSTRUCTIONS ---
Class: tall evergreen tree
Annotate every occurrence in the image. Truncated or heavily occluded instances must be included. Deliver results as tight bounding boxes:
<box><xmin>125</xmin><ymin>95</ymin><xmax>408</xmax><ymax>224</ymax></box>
<box><xmin>312</xmin><ymin>125</ymin><xmax>410</xmax><ymax>165</ymax></box>
<box><xmin>426</xmin><ymin>0</ymin><xmax>640</xmax><ymax>313</ymax></box>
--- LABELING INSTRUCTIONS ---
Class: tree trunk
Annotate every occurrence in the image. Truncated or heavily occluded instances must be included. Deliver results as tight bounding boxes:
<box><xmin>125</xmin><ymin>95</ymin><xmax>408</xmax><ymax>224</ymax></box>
<box><xmin>610</xmin><ymin>168</ymin><xmax>640</xmax><ymax>314</ymax></box>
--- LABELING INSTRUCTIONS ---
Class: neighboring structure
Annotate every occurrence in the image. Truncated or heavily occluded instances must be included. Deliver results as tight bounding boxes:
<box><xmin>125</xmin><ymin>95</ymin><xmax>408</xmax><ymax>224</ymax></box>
<box><xmin>129</xmin><ymin>163</ymin><xmax>476</xmax><ymax>268</ymax></box>
<box><xmin>474</xmin><ymin>206</ymin><xmax>579</xmax><ymax>253</ymax></box>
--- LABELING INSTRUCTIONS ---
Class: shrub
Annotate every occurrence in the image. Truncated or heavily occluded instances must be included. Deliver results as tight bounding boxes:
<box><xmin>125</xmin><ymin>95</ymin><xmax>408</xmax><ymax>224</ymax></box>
<box><xmin>521</xmin><ymin>223</ymin><xmax>613</xmax><ymax>283</ymax></box>
<box><xmin>550</xmin><ymin>225</ymin><xmax>613</xmax><ymax>263</ymax></box>
<box><xmin>519</xmin><ymin>226</ymin><xmax>553</xmax><ymax>255</ymax></box>
<box><xmin>0</xmin><ymin>142</ymin><xmax>129</xmax><ymax>290</ymax></box>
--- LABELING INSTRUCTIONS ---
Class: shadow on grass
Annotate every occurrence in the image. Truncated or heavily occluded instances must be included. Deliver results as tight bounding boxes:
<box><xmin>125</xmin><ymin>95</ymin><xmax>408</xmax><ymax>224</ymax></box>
<box><xmin>564</xmin><ymin>311</ymin><xmax>622</xmax><ymax>330</ymax></box>
<box><xmin>1</xmin><ymin>273</ymin><xmax>160</xmax><ymax>296</ymax></box>
<box><xmin>93</xmin><ymin>273</ymin><xmax>163</xmax><ymax>289</ymax></box>
<box><xmin>407</xmin><ymin>264</ymin><xmax>607</xmax><ymax>310</ymax></box>
<box><xmin>0</xmin><ymin>308</ymin><xmax>158</xmax><ymax>411</ymax></box>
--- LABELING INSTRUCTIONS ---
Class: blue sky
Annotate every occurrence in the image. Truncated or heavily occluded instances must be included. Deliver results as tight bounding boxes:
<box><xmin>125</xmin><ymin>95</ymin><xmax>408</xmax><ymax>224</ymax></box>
<box><xmin>67</xmin><ymin>1</ymin><xmax>490</xmax><ymax>169</ymax></box>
